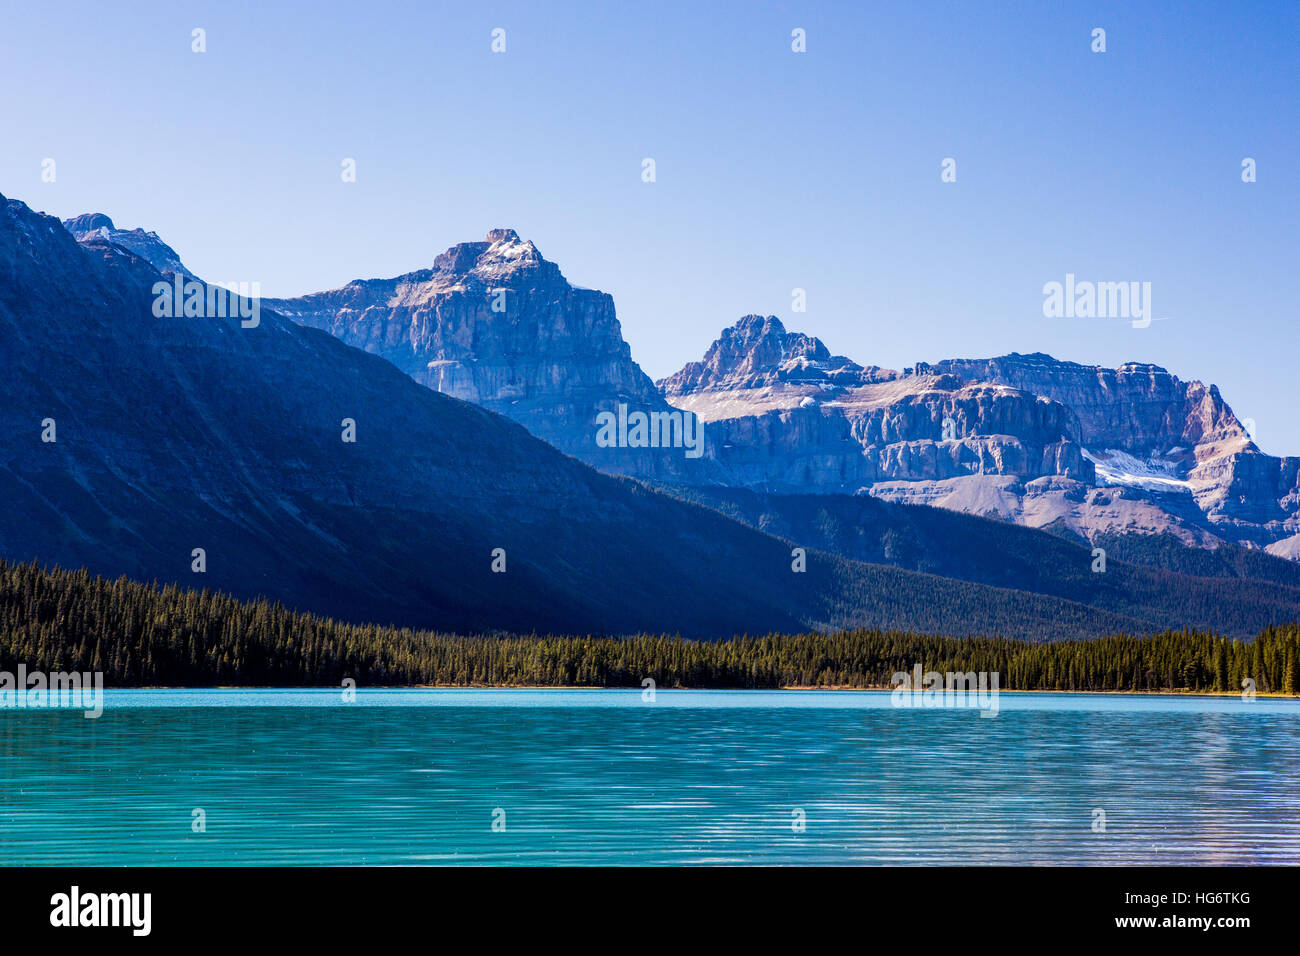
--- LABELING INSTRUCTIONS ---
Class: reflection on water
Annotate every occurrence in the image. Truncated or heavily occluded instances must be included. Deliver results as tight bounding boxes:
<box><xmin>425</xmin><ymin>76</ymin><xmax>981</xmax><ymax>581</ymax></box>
<box><xmin>1</xmin><ymin>690</ymin><xmax>1297</xmax><ymax>865</ymax></box>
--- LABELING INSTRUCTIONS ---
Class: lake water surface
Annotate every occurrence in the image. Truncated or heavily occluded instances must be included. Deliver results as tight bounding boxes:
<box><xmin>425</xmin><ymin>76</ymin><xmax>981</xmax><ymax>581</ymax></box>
<box><xmin>2</xmin><ymin>689</ymin><xmax>1297</xmax><ymax>865</ymax></box>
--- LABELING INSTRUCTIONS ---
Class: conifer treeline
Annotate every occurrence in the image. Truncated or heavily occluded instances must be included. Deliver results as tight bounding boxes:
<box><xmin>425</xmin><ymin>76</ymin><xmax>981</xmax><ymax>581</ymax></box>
<box><xmin>1</xmin><ymin>559</ymin><xmax>1297</xmax><ymax>692</ymax></box>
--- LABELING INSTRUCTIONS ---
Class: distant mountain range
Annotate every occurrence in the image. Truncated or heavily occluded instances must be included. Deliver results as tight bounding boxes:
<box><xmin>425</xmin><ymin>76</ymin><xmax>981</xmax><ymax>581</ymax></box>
<box><xmin>2</xmin><ymin>191</ymin><xmax>1298</xmax><ymax>642</ymax></box>
<box><xmin>257</xmin><ymin>228</ymin><xmax>1300</xmax><ymax>559</ymax></box>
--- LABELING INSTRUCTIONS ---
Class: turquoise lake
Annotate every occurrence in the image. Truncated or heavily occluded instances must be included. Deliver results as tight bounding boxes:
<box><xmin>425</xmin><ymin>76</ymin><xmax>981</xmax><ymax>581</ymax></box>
<box><xmin>2</xmin><ymin>689</ymin><xmax>1298</xmax><ymax>865</ymax></box>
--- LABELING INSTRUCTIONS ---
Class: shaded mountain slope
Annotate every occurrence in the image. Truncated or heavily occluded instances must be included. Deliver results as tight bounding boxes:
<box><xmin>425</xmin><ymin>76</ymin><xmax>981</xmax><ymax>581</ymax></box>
<box><xmin>1</xmin><ymin>190</ymin><xmax>1159</xmax><ymax>641</ymax></box>
<box><xmin>660</xmin><ymin>484</ymin><xmax>1300</xmax><ymax>638</ymax></box>
<box><xmin>83</xmin><ymin>214</ymin><xmax>1294</xmax><ymax>556</ymax></box>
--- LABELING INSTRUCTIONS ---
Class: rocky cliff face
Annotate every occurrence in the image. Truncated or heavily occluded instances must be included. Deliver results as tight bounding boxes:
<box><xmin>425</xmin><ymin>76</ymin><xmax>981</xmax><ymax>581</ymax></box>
<box><xmin>660</xmin><ymin>314</ymin><xmax>894</xmax><ymax>395</ymax></box>
<box><xmin>926</xmin><ymin>353</ymin><xmax>1300</xmax><ymax>550</ymax></box>
<box><xmin>263</xmin><ymin>230</ymin><xmax>716</xmax><ymax>480</ymax></box>
<box><xmin>661</xmin><ymin>317</ymin><xmax>1095</xmax><ymax>494</ymax></box>
<box><xmin>49</xmin><ymin>213</ymin><xmax>1300</xmax><ymax>559</ymax></box>
<box><xmin>6</xmin><ymin>192</ymin><xmax>1191</xmax><ymax>641</ymax></box>
<box><xmin>929</xmin><ymin>353</ymin><xmax>1250</xmax><ymax>455</ymax></box>
<box><xmin>682</xmin><ymin>378</ymin><xmax>1093</xmax><ymax>488</ymax></box>
<box><xmin>63</xmin><ymin>212</ymin><xmax>194</xmax><ymax>277</ymax></box>
<box><xmin>663</xmin><ymin>327</ymin><xmax>1299</xmax><ymax>553</ymax></box>
<box><xmin>268</xmin><ymin>228</ymin><xmax>652</xmax><ymax>415</ymax></box>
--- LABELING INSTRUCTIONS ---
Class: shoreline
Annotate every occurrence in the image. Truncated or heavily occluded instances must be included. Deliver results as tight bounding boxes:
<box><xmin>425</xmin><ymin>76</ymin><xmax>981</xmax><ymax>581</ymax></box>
<box><xmin>116</xmin><ymin>684</ymin><xmax>1300</xmax><ymax>698</ymax></box>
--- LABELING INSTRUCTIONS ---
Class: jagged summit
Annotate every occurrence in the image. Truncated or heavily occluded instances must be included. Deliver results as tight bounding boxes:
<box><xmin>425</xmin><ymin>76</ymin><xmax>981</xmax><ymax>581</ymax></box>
<box><xmin>5</xmin><ymin>189</ymin><xmax>906</xmax><ymax>638</ymax></box>
<box><xmin>262</xmin><ymin>227</ymin><xmax>675</xmax><ymax>473</ymax></box>
<box><xmin>427</xmin><ymin>229</ymin><xmax>551</xmax><ymax>284</ymax></box>
<box><xmin>653</xmin><ymin>315</ymin><xmax>1297</xmax><ymax>553</ymax></box>
<box><xmin>62</xmin><ymin>211</ymin><xmax>193</xmax><ymax>277</ymax></box>
<box><xmin>730</xmin><ymin>313</ymin><xmax>787</xmax><ymax>336</ymax></box>
<box><xmin>20</xmin><ymin>195</ymin><xmax>1295</xmax><ymax>558</ymax></box>
<box><xmin>947</xmin><ymin>351</ymin><xmax>1173</xmax><ymax>377</ymax></box>
<box><xmin>64</xmin><ymin>212</ymin><xmax>115</xmax><ymax>233</ymax></box>
<box><xmin>659</xmin><ymin>314</ymin><xmax>888</xmax><ymax>396</ymax></box>
<box><xmin>6</xmin><ymin>186</ymin><xmax>1300</xmax><ymax>643</ymax></box>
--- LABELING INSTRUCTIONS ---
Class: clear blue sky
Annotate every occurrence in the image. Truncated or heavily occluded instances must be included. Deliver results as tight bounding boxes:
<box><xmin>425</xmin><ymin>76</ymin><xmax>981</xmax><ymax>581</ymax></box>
<box><xmin>3</xmin><ymin>1</ymin><xmax>1297</xmax><ymax>452</ymax></box>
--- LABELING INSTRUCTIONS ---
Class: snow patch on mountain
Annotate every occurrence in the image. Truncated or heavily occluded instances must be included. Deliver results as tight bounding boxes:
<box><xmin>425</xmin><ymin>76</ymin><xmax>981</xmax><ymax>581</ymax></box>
<box><xmin>1083</xmin><ymin>448</ymin><xmax>1194</xmax><ymax>493</ymax></box>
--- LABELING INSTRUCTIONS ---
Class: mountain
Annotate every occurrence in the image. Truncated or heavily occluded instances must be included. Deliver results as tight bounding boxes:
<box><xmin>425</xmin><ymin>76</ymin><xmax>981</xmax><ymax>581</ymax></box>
<box><xmin>658</xmin><ymin>313</ymin><xmax>895</xmax><ymax>396</ymax></box>
<box><xmin>63</xmin><ymin>212</ymin><xmax>194</xmax><ymax>277</ymax></box>
<box><xmin>262</xmin><ymin>230</ymin><xmax>715</xmax><ymax>481</ymax></box>
<box><xmin>2</xmin><ymin>189</ymin><xmax>1178</xmax><ymax>642</ymax></box>
<box><xmin>658</xmin><ymin>484</ymin><xmax>1300</xmax><ymax>637</ymax></box>
<box><xmin>663</xmin><ymin>314</ymin><xmax>1093</xmax><ymax>490</ymax></box>
<box><xmin>927</xmin><ymin>353</ymin><xmax>1300</xmax><ymax>552</ymax></box>
<box><xmin>660</xmin><ymin>320</ymin><xmax>1300</xmax><ymax>556</ymax></box>
<box><xmin>265</xmin><ymin>231</ymin><xmax>1297</xmax><ymax>560</ymax></box>
<box><xmin>12</xmin><ymin>197</ymin><xmax>1298</xmax><ymax>640</ymax></box>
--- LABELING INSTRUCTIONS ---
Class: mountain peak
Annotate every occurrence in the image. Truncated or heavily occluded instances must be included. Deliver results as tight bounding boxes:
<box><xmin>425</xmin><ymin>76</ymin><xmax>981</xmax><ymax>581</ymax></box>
<box><xmin>61</xmin><ymin>212</ymin><xmax>193</xmax><ymax>277</ymax></box>
<box><xmin>928</xmin><ymin>353</ymin><xmax>1252</xmax><ymax>459</ymax></box>
<box><xmin>723</xmin><ymin>314</ymin><xmax>789</xmax><ymax>348</ymax></box>
<box><xmin>429</xmin><ymin>229</ymin><xmax>549</xmax><ymax>280</ymax></box>
<box><xmin>262</xmin><ymin>224</ymin><xmax>667</xmax><ymax>462</ymax></box>
<box><xmin>64</xmin><ymin>212</ymin><xmax>115</xmax><ymax>235</ymax></box>
<box><xmin>731</xmin><ymin>313</ymin><xmax>785</xmax><ymax>333</ymax></box>
<box><xmin>660</xmin><ymin>315</ymin><xmax>885</xmax><ymax>396</ymax></box>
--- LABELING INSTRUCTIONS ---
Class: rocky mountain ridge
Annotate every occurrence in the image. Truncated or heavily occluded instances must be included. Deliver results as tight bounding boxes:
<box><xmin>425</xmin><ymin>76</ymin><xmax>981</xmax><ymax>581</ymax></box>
<box><xmin>63</xmin><ymin>212</ymin><xmax>194</xmax><ymax>277</ymax></box>
<box><xmin>10</xmin><ymin>189</ymin><xmax>1255</xmax><ymax>641</ymax></box>
<box><xmin>661</xmin><ymin>318</ymin><xmax>1300</xmax><ymax>557</ymax></box>
<box><xmin>54</xmin><ymin>214</ymin><xmax>1300</xmax><ymax>559</ymax></box>
<box><xmin>261</xmin><ymin>229</ymin><xmax>712</xmax><ymax>481</ymax></box>
<box><xmin>659</xmin><ymin>313</ymin><xmax>895</xmax><ymax>395</ymax></box>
